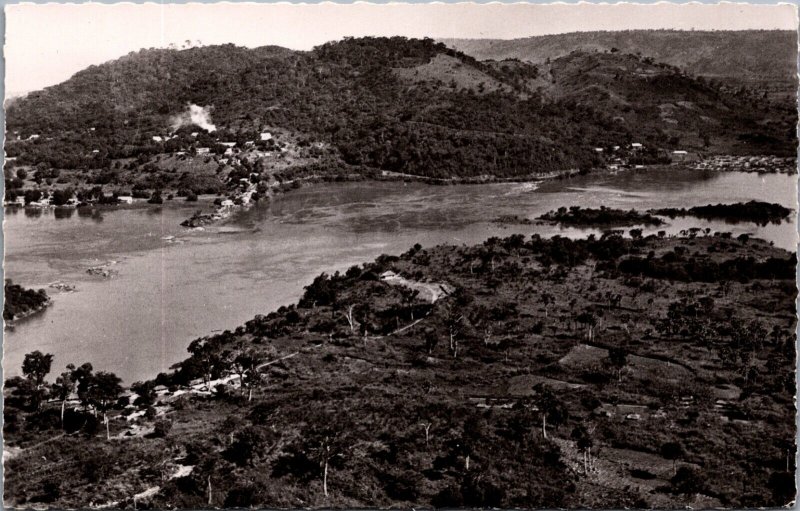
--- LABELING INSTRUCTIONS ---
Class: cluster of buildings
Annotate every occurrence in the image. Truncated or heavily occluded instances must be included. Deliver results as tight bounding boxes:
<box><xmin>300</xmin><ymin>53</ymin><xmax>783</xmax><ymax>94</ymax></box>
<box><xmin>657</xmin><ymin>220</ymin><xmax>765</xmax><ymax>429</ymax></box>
<box><xmin>593</xmin><ymin>142</ymin><xmax>649</xmax><ymax>170</ymax></box>
<box><xmin>6</xmin><ymin>193</ymin><xmax>137</xmax><ymax>208</ymax></box>
<box><xmin>150</xmin><ymin>131</ymin><xmax>278</xmax><ymax>158</ymax></box>
<box><xmin>692</xmin><ymin>155</ymin><xmax>796</xmax><ymax>174</ymax></box>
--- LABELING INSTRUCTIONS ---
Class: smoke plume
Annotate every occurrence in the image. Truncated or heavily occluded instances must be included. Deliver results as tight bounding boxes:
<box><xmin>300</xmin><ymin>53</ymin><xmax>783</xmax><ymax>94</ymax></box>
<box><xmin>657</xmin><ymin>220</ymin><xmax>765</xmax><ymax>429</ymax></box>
<box><xmin>171</xmin><ymin>103</ymin><xmax>217</xmax><ymax>132</ymax></box>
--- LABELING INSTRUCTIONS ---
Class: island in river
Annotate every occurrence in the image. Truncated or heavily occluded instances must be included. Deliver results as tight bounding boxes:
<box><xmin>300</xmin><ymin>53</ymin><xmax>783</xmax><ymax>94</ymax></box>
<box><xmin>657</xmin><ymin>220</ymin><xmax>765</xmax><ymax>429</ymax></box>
<box><xmin>4</xmin><ymin>229</ymin><xmax>796</xmax><ymax>509</ymax></box>
<box><xmin>539</xmin><ymin>205</ymin><xmax>665</xmax><ymax>227</ymax></box>
<box><xmin>535</xmin><ymin>201</ymin><xmax>793</xmax><ymax>229</ymax></box>
<box><xmin>3</xmin><ymin>280</ymin><xmax>50</xmax><ymax>324</ymax></box>
<box><xmin>650</xmin><ymin>200</ymin><xmax>793</xmax><ymax>225</ymax></box>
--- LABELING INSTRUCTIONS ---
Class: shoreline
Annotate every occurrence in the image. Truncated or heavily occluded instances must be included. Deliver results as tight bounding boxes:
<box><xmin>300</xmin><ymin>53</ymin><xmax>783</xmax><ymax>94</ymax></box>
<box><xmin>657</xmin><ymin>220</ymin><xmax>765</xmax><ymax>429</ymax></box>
<box><xmin>177</xmin><ymin>165</ymin><xmax>602</xmax><ymax>228</ymax></box>
<box><xmin>5</xmin><ymin>159</ymin><xmax>793</xmax><ymax>227</ymax></box>
<box><xmin>176</xmin><ymin>160</ymin><xmax>796</xmax><ymax>229</ymax></box>
<box><xmin>4</xmin><ymin>297</ymin><xmax>52</xmax><ymax>329</ymax></box>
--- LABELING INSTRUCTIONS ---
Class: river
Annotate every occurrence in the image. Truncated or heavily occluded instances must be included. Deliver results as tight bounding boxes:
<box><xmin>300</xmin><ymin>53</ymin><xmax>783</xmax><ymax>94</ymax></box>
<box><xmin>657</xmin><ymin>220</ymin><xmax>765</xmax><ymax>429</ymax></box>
<box><xmin>3</xmin><ymin>168</ymin><xmax>796</xmax><ymax>383</ymax></box>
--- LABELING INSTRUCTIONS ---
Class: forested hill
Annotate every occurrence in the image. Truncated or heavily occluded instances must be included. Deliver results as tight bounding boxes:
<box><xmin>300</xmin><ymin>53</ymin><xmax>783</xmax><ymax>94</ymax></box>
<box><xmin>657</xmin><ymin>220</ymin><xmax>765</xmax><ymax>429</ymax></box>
<box><xmin>5</xmin><ymin>36</ymin><xmax>796</xmax><ymax>183</ymax></box>
<box><xmin>441</xmin><ymin>30</ymin><xmax>797</xmax><ymax>92</ymax></box>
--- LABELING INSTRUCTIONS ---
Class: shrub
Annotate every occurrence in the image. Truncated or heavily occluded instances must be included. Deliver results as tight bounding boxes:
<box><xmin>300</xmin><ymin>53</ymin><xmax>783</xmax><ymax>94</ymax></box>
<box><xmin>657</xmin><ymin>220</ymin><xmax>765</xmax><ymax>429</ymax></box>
<box><xmin>153</xmin><ymin>419</ymin><xmax>173</xmax><ymax>438</ymax></box>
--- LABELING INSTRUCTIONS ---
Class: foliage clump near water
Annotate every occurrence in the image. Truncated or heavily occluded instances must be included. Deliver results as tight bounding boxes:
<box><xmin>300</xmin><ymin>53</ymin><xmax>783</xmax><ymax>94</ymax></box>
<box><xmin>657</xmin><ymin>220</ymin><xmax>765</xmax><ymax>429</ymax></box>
<box><xmin>539</xmin><ymin>206</ymin><xmax>665</xmax><ymax>227</ymax></box>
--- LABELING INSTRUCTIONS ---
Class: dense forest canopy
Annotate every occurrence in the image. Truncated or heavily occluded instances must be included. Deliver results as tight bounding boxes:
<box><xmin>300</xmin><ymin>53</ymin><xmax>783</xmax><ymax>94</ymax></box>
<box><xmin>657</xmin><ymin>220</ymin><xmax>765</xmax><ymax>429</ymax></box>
<box><xmin>5</xmin><ymin>36</ymin><xmax>796</xmax><ymax>185</ymax></box>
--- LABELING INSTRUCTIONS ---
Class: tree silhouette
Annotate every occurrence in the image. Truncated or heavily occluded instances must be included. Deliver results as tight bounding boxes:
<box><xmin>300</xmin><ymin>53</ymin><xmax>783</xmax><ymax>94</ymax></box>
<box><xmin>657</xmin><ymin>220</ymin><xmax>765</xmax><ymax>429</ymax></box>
<box><xmin>187</xmin><ymin>337</ymin><xmax>225</xmax><ymax>389</ymax></box>
<box><xmin>444</xmin><ymin>302</ymin><xmax>465</xmax><ymax>358</ymax></box>
<box><xmin>22</xmin><ymin>351</ymin><xmax>53</xmax><ymax>386</ymax></box>
<box><xmin>533</xmin><ymin>384</ymin><xmax>568</xmax><ymax>439</ymax></box>
<box><xmin>660</xmin><ymin>441</ymin><xmax>684</xmax><ymax>476</ymax></box>
<box><xmin>71</xmin><ymin>362</ymin><xmax>95</xmax><ymax>411</ymax></box>
<box><xmin>302</xmin><ymin>416</ymin><xmax>353</xmax><ymax>498</ymax></box>
<box><xmin>51</xmin><ymin>367</ymin><xmax>76</xmax><ymax>428</ymax></box>
<box><xmin>423</xmin><ymin>329</ymin><xmax>440</xmax><ymax>355</ymax></box>
<box><xmin>236</xmin><ymin>350</ymin><xmax>264</xmax><ymax>402</ymax></box>
<box><xmin>86</xmin><ymin>371</ymin><xmax>123</xmax><ymax>440</ymax></box>
<box><xmin>571</xmin><ymin>425</ymin><xmax>594</xmax><ymax>474</ymax></box>
<box><xmin>22</xmin><ymin>351</ymin><xmax>53</xmax><ymax>410</ymax></box>
<box><xmin>576</xmin><ymin>312</ymin><xmax>597</xmax><ymax>342</ymax></box>
<box><xmin>607</xmin><ymin>347</ymin><xmax>628</xmax><ymax>382</ymax></box>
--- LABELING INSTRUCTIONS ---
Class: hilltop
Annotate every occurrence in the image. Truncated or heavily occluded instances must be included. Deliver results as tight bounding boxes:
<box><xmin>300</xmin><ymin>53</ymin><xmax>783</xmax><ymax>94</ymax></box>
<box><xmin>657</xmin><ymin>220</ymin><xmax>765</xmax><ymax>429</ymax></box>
<box><xmin>4</xmin><ymin>231</ymin><xmax>796</xmax><ymax>508</ymax></box>
<box><xmin>442</xmin><ymin>30</ymin><xmax>797</xmax><ymax>94</ymax></box>
<box><xmin>4</xmin><ymin>37</ymin><xmax>796</xmax><ymax>211</ymax></box>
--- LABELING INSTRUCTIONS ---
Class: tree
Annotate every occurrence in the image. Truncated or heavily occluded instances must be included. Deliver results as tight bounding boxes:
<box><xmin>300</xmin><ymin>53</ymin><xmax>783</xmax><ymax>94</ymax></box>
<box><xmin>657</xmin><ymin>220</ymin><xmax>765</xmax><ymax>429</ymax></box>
<box><xmin>571</xmin><ymin>425</ymin><xmax>594</xmax><ymax>474</ymax></box>
<box><xmin>402</xmin><ymin>289</ymin><xmax>420</xmax><ymax>321</ymax></box>
<box><xmin>300</xmin><ymin>273</ymin><xmax>336</xmax><ymax>308</ymax></box>
<box><xmin>225</xmin><ymin>426</ymin><xmax>274</xmax><ymax>466</ymax></box>
<box><xmin>187</xmin><ymin>337</ymin><xmax>225</xmax><ymax>389</ymax></box>
<box><xmin>22</xmin><ymin>351</ymin><xmax>54</xmax><ymax>410</ymax></box>
<box><xmin>607</xmin><ymin>347</ymin><xmax>627</xmax><ymax>382</ymax></box>
<box><xmin>444</xmin><ymin>302</ymin><xmax>465</xmax><ymax>358</ymax></box>
<box><xmin>441</xmin><ymin>414</ymin><xmax>487</xmax><ymax>473</ymax></box>
<box><xmin>342</xmin><ymin>304</ymin><xmax>358</xmax><ymax>334</ymax></box>
<box><xmin>303</xmin><ymin>418</ymin><xmax>352</xmax><ymax>498</ymax></box>
<box><xmin>147</xmin><ymin>190</ymin><xmax>163</xmax><ymax>204</ymax></box>
<box><xmin>131</xmin><ymin>380</ymin><xmax>156</xmax><ymax>407</ymax></box>
<box><xmin>420</xmin><ymin>421</ymin><xmax>433</xmax><ymax>448</ymax></box>
<box><xmin>424</xmin><ymin>329</ymin><xmax>439</xmax><ymax>355</ymax></box>
<box><xmin>4</xmin><ymin>376</ymin><xmax>37</xmax><ymax>410</ymax></box>
<box><xmin>23</xmin><ymin>350</ymin><xmax>53</xmax><ymax>387</ymax></box>
<box><xmin>86</xmin><ymin>371</ymin><xmax>123</xmax><ymax>440</ymax></box>
<box><xmin>235</xmin><ymin>350</ymin><xmax>264</xmax><ymax>401</ymax></box>
<box><xmin>576</xmin><ymin>311</ymin><xmax>597</xmax><ymax>342</ymax></box>
<box><xmin>24</xmin><ymin>189</ymin><xmax>43</xmax><ymax>205</ymax></box>
<box><xmin>729</xmin><ymin>318</ymin><xmax>767</xmax><ymax>383</ymax></box>
<box><xmin>533</xmin><ymin>384</ymin><xmax>568</xmax><ymax>439</ymax></box>
<box><xmin>71</xmin><ymin>362</ymin><xmax>95</xmax><ymax>411</ymax></box>
<box><xmin>660</xmin><ymin>441</ymin><xmax>684</xmax><ymax>476</ymax></box>
<box><xmin>51</xmin><ymin>367</ymin><xmax>76</xmax><ymax>427</ymax></box>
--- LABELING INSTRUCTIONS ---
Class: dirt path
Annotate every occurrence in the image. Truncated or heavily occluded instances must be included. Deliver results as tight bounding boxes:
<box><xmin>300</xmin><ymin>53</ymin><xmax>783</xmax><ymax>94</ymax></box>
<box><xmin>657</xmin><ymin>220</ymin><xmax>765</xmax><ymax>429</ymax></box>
<box><xmin>380</xmin><ymin>272</ymin><xmax>453</xmax><ymax>303</ymax></box>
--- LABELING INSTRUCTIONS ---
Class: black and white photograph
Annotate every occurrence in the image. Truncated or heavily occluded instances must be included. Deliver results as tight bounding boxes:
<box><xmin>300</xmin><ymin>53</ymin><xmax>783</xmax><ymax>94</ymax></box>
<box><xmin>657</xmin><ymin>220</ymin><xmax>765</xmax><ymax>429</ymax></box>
<box><xmin>2</xmin><ymin>2</ymin><xmax>798</xmax><ymax>508</ymax></box>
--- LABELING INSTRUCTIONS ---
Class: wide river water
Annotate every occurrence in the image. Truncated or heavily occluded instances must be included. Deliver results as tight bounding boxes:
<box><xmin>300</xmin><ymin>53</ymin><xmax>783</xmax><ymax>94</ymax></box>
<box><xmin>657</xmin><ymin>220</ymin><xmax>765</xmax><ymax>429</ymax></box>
<box><xmin>4</xmin><ymin>168</ymin><xmax>797</xmax><ymax>383</ymax></box>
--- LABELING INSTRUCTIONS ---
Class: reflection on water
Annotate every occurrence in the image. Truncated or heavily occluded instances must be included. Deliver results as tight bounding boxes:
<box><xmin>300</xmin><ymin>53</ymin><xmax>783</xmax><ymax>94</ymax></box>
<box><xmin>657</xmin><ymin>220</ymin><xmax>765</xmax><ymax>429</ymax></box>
<box><xmin>77</xmin><ymin>206</ymin><xmax>104</xmax><ymax>222</ymax></box>
<box><xmin>4</xmin><ymin>169</ymin><xmax>796</xmax><ymax>383</ymax></box>
<box><xmin>23</xmin><ymin>207</ymin><xmax>42</xmax><ymax>219</ymax></box>
<box><xmin>54</xmin><ymin>208</ymin><xmax>75</xmax><ymax>220</ymax></box>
